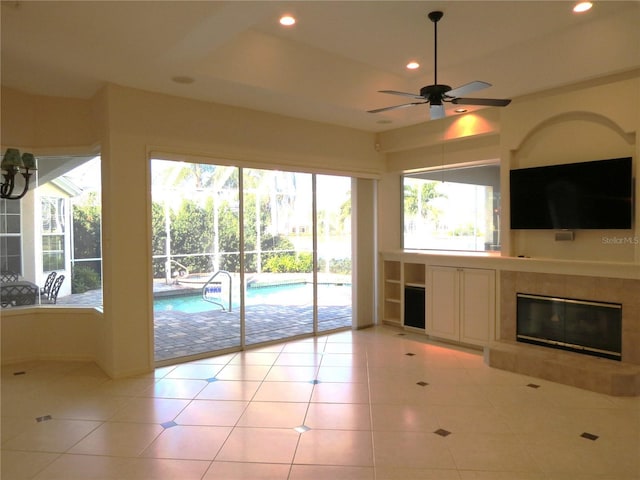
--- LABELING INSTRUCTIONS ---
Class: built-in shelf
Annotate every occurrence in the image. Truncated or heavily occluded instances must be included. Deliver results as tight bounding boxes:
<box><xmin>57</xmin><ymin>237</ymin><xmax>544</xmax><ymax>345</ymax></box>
<box><xmin>384</xmin><ymin>260</ymin><xmax>401</xmax><ymax>282</ymax></box>
<box><xmin>404</xmin><ymin>262</ymin><xmax>426</xmax><ymax>287</ymax></box>
<box><xmin>382</xmin><ymin>260</ymin><xmax>402</xmax><ymax>325</ymax></box>
<box><xmin>382</xmin><ymin>260</ymin><xmax>428</xmax><ymax>327</ymax></box>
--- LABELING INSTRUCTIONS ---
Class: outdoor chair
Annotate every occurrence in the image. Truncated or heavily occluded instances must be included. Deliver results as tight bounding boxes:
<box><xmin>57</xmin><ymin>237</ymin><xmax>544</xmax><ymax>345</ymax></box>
<box><xmin>44</xmin><ymin>275</ymin><xmax>65</xmax><ymax>304</ymax></box>
<box><xmin>40</xmin><ymin>271</ymin><xmax>57</xmax><ymax>300</ymax></box>
<box><xmin>1</xmin><ymin>282</ymin><xmax>38</xmax><ymax>308</ymax></box>
<box><xmin>1</xmin><ymin>271</ymin><xmax>19</xmax><ymax>283</ymax></box>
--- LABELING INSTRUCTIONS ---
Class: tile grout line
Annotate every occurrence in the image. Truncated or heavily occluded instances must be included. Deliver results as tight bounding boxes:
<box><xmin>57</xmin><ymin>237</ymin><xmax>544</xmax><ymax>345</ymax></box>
<box><xmin>284</xmin><ymin>338</ymin><xmax>327</xmax><ymax>480</ymax></box>
<box><xmin>365</xmin><ymin>340</ymin><xmax>379</xmax><ymax>480</ymax></box>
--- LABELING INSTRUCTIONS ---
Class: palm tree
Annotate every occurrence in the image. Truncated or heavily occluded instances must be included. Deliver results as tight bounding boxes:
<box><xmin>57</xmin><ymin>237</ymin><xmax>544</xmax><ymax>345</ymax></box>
<box><xmin>151</xmin><ymin>160</ymin><xmax>238</xmax><ymax>280</ymax></box>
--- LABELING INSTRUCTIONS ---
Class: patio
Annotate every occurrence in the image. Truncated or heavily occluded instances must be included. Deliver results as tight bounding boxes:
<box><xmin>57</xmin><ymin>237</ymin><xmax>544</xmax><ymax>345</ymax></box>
<box><xmin>55</xmin><ymin>280</ymin><xmax>352</xmax><ymax>362</ymax></box>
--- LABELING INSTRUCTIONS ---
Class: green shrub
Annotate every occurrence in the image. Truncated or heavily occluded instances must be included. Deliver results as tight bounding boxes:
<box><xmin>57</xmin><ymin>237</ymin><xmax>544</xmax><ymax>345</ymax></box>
<box><xmin>72</xmin><ymin>264</ymin><xmax>101</xmax><ymax>294</ymax></box>
<box><xmin>330</xmin><ymin>257</ymin><xmax>351</xmax><ymax>275</ymax></box>
<box><xmin>263</xmin><ymin>252</ymin><xmax>313</xmax><ymax>273</ymax></box>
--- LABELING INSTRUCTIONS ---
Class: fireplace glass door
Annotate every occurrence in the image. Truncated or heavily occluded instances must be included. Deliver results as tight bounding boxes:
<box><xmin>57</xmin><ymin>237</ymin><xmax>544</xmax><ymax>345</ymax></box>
<box><xmin>516</xmin><ymin>293</ymin><xmax>622</xmax><ymax>360</ymax></box>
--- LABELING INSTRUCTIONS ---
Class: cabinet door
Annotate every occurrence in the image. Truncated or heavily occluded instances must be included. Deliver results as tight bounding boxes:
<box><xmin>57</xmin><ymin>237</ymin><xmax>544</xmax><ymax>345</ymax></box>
<box><xmin>427</xmin><ymin>267</ymin><xmax>459</xmax><ymax>340</ymax></box>
<box><xmin>460</xmin><ymin>269</ymin><xmax>495</xmax><ymax>346</ymax></box>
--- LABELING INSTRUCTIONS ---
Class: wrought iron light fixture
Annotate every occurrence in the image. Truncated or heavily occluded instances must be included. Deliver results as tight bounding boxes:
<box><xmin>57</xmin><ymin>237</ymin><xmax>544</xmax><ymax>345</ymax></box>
<box><xmin>1</xmin><ymin>148</ymin><xmax>37</xmax><ymax>200</ymax></box>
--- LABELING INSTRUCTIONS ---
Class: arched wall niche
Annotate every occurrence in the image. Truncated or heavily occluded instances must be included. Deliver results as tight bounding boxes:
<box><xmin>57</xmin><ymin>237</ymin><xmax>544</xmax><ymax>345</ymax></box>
<box><xmin>507</xmin><ymin>110</ymin><xmax>636</xmax><ymax>262</ymax></box>
<box><xmin>512</xmin><ymin>111</ymin><xmax>635</xmax><ymax>169</ymax></box>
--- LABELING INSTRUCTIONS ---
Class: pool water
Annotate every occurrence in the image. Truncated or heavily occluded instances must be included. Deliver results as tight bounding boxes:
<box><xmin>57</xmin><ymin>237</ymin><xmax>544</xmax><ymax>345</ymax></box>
<box><xmin>154</xmin><ymin>283</ymin><xmax>351</xmax><ymax>314</ymax></box>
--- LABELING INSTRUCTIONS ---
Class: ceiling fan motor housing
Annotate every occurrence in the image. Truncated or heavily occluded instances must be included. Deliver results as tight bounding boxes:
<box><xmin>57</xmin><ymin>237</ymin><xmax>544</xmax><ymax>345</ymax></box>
<box><xmin>420</xmin><ymin>84</ymin><xmax>451</xmax><ymax>104</ymax></box>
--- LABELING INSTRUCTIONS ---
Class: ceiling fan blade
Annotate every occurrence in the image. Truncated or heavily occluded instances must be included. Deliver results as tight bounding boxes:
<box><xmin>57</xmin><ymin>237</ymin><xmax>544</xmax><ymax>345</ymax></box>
<box><xmin>446</xmin><ymin>81</ymin><xmax>491</xmax><ymax>98</ymax></box>
<box><xmin>378</xmin><ymin>90</ymin><xmax>424</xmax><ymax>99</ymax></box>
<box><xmin>368</xmin><ymin>102</ymin><xmax>428</xmax><ymax>114</ymax></box>
<box><xmin>452</xmin><ymin>97</ymin><xmax>512</xmax><ymax>107</ymax></box>
<box><xmin>430</xmin><ymin>104</ymin><xmax>445</xmax><ymax>120</ymax></box>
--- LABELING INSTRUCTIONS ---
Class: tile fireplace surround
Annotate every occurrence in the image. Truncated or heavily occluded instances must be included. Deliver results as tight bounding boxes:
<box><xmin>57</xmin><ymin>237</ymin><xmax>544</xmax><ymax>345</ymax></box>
<box><xmin>487</xmin><ymin>271</ymin><xmax>640</xmax><ymax>396</ymax></box>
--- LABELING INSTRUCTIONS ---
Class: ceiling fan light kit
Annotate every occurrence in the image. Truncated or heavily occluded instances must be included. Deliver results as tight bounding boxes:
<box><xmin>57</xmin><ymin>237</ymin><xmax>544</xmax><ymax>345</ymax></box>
<box><xmin>368</xmin><ymin>11</ymin><xmax>511</xmax><ymax>120</ymax></box>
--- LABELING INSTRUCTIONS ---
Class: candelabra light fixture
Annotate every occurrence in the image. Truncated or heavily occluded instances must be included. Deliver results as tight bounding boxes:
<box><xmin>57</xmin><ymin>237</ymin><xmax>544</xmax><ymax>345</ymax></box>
<box><xmin>1</xmin><ymin>148</ymin><xmax>37</xmax><ymax>200</ymax></box>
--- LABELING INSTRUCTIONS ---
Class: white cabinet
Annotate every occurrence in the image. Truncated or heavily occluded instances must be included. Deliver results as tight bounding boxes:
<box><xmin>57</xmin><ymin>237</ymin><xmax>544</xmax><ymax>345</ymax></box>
<box><xmin>427</xmin><ymin>266</ymin><xmax>495</xmax><ymax>346</ymax></box>
<box><xmin>428</xmin><ymin>267</ymin><xmax>459</xmax><ymax>340</ymax></box>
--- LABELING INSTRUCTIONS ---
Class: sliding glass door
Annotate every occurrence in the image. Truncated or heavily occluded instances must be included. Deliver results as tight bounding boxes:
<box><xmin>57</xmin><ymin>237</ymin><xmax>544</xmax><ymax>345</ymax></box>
<box><xmin>151</xmin><ymin>160</ymin><xmax>241</xmax><ymax>362</ymax></box>
<box><xmin>243</xmin><ymin>169</ymin><xmax>314</xmax><ymax>345</ymax></box>
<box><xmin>316</xmin><ymin>175</ymin><xmax>352</xmax><ymax>332</ymax></box>
<box><xmin>151</xmin><ymin>159</ymin><xmax>352</xmax><ymax>363</ymax></box>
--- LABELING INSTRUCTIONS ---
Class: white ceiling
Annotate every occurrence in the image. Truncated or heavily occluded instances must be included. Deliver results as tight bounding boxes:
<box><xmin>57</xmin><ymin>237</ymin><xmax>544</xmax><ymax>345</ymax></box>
<box><xmin>2</xmin><ymin>1</ymin><xmax>639</xmax><ymax>133</ymax></box>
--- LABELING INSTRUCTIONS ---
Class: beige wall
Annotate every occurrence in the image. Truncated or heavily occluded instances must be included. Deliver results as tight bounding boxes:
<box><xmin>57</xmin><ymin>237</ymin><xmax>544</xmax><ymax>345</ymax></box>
<box><xmin>377</xmin><ymin>71</ymin><xmax>640</xmax><ymax>263</ymax></box>
<box><xmin>105</xmin><ymin>84</ymin><xmax>383</xmax><ymax>177</ymax></box>
<box><xmin>1</xmin><ymin>84</ymin><xmax>384</xmax><ymax>377</ymax></box>
<box><xmin>377</xmin><ymin>110</ymin><xmax>504</xmax><ymax>252</ymax></box>
<box><xmin>501</xmin><ymin>72</ymin><xmax>639</xmax><ymax>261</ymax></box>
<box><xmin>1</xmin><ymin>308</ymin><xmax>102</xmax><ymax>365</ymax></box>
<box><xmin>1</xmin><ymin>71</ymin><xmax>638</xmax><ymax>376</ymax></box>
<box><xmin>0</xmin><ymin>87</ymin><xmax>99</xmax><ymax>152</ymax></box>
<box><xmin>352</xmin><ymin>178</ymin><xmax>377</xmax><ymax>329</ymax></box>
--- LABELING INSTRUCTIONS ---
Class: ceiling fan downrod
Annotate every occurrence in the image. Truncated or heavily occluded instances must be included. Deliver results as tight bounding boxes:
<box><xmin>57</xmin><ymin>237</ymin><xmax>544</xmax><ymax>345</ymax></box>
<box><xmin>428</xmin><ymin>11</ymin><xmax>444</xmax><ymax>86</ymax></box>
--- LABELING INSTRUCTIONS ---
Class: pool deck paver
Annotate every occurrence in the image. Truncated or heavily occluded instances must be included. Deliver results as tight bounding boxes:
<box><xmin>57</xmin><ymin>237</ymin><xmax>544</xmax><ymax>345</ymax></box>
<box><xmin>56</xmin><ymin>281</ymin><xmax>352</xmax><ymax>362</ymax></box>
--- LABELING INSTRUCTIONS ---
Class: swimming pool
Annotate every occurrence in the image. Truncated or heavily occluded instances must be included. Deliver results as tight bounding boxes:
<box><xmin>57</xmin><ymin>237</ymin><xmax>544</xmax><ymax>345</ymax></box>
<box><xmin>153</xmin><ymin>283</ymin><xmax>351</xmax><ymax>314</ymax></box>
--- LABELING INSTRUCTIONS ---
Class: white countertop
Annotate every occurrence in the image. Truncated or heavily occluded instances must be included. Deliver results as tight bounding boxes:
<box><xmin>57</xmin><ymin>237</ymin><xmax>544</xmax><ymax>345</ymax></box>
<box><xmin>381</xmin><ymin>250</ymin><xmax>639</xmax><ymax>280</ymax></box>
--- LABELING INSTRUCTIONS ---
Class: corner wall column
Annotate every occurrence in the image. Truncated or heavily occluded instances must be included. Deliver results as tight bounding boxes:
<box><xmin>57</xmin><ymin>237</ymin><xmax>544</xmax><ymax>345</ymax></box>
<box><xmin>351</xmin><ymin>177</ymin><xmax>377</xmax><ymax>329</ymax></box>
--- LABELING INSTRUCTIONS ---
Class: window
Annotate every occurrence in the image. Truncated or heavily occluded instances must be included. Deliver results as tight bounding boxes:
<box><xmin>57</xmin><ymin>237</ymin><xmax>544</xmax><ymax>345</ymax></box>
<box><xmin>0</xmin><ymin>199</ymin><xmax>22</xmax><ymax>273</ymax></box>
<box><xmin>42</xmin><ymin>197</ymin><xmax>66</xmax><ymax>270</ymax></box>
<box><xmin>403</xmin><ymin>164</ymin><xmax>500</xmax><ymax>252</ymax></box>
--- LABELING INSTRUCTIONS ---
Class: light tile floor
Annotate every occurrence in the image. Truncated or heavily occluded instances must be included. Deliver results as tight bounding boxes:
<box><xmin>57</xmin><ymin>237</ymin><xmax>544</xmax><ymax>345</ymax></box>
<box><xmin>1</xmin><ymin>326</ymin><xmax>639</xmax><ymax>479</ymax></box>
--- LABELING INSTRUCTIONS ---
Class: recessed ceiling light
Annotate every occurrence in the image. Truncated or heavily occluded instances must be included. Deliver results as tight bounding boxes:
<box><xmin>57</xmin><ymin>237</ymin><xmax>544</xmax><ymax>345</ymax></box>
<box><xmin>454</xmin><ymin>108</ymin><xmax>467</xmax><ymax>113</ymax></box>
<box><xmin>406</xmin><ymin>61</ymin><xmax>420</xmax><ymax>70</ymax></box>
<box><xmin>172</xmin><ymin>76</ymin><xmax>195</xmax><ymax>84</ymax></box>
<box><xmin>573</xmin><ymin>2</ymin><xmax>593</xmax><ymax>13</ymax></box>
<box><xmin>280</xmin><ymin>15</ymin><xmax>296</xmax><ymax>26</ymax></box>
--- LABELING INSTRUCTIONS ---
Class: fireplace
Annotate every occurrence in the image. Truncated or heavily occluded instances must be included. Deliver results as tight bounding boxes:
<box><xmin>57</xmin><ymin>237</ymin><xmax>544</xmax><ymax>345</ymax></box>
<box><xmin>516</xmin><ymin>293</ymin><xmax>622</xmax><ymax>361</ymax></box>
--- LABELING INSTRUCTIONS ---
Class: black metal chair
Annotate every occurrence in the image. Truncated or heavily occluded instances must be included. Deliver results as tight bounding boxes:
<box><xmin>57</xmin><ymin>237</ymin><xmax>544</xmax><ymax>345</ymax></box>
<box><xmin>1</xmin><ymin>271</ymin><xmax>19</xmax><ymax>283</ymax></box>
<box><xmin>44</xmin><ymin>275</ymin><xmax>65</xmax><ymax>304</ymax></box>
<box><xmin>40</xmin><ymin>271</ymin><xmax>57</xmax><ymax>300</ymax></box>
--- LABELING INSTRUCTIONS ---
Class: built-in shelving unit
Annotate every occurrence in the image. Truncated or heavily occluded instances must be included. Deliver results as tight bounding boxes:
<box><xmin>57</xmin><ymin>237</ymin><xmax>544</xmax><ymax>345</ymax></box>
<box><xmin>382</xmin><ymin>260</ymin><xmax>427</xmax><ymax>328</ymax></box>
<box><xmin>380</xmin><ymin>250</ymin><xmax>640</xmax><ymax>396</ymax></box>
<box><xmin>381</xmin><ymin>252</ymin><xmax>497</xmax><ymax>342</ymax></box>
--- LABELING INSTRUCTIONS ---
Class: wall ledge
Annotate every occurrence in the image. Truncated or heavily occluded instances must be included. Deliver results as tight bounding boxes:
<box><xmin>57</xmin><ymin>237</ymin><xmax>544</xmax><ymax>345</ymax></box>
<box><xmin>381</xmin><ymin>250</ymin><xmax>639</xmax><ymax>280</ymax></box>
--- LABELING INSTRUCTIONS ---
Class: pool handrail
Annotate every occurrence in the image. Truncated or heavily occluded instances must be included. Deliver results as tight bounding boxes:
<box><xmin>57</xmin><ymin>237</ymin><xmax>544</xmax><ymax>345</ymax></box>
<box><xmin>202</xmin><ymin>270</ymin><xmax>232</xmax><ymax>312</ymax></box>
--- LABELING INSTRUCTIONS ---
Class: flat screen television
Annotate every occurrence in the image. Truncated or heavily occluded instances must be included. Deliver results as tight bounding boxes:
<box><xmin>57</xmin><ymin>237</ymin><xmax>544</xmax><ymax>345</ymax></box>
<box><xmin>510</xmin><ymin>157</ymin><xmax>633</xmax><ymax>229</ymax></box>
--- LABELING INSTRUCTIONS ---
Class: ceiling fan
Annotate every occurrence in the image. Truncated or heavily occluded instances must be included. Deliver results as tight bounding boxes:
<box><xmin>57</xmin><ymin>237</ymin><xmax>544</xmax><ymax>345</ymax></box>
<box><xmin>368</xmin><ymin>11</ymin><xmax>511</xmax><ymax>120</ymax></box>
